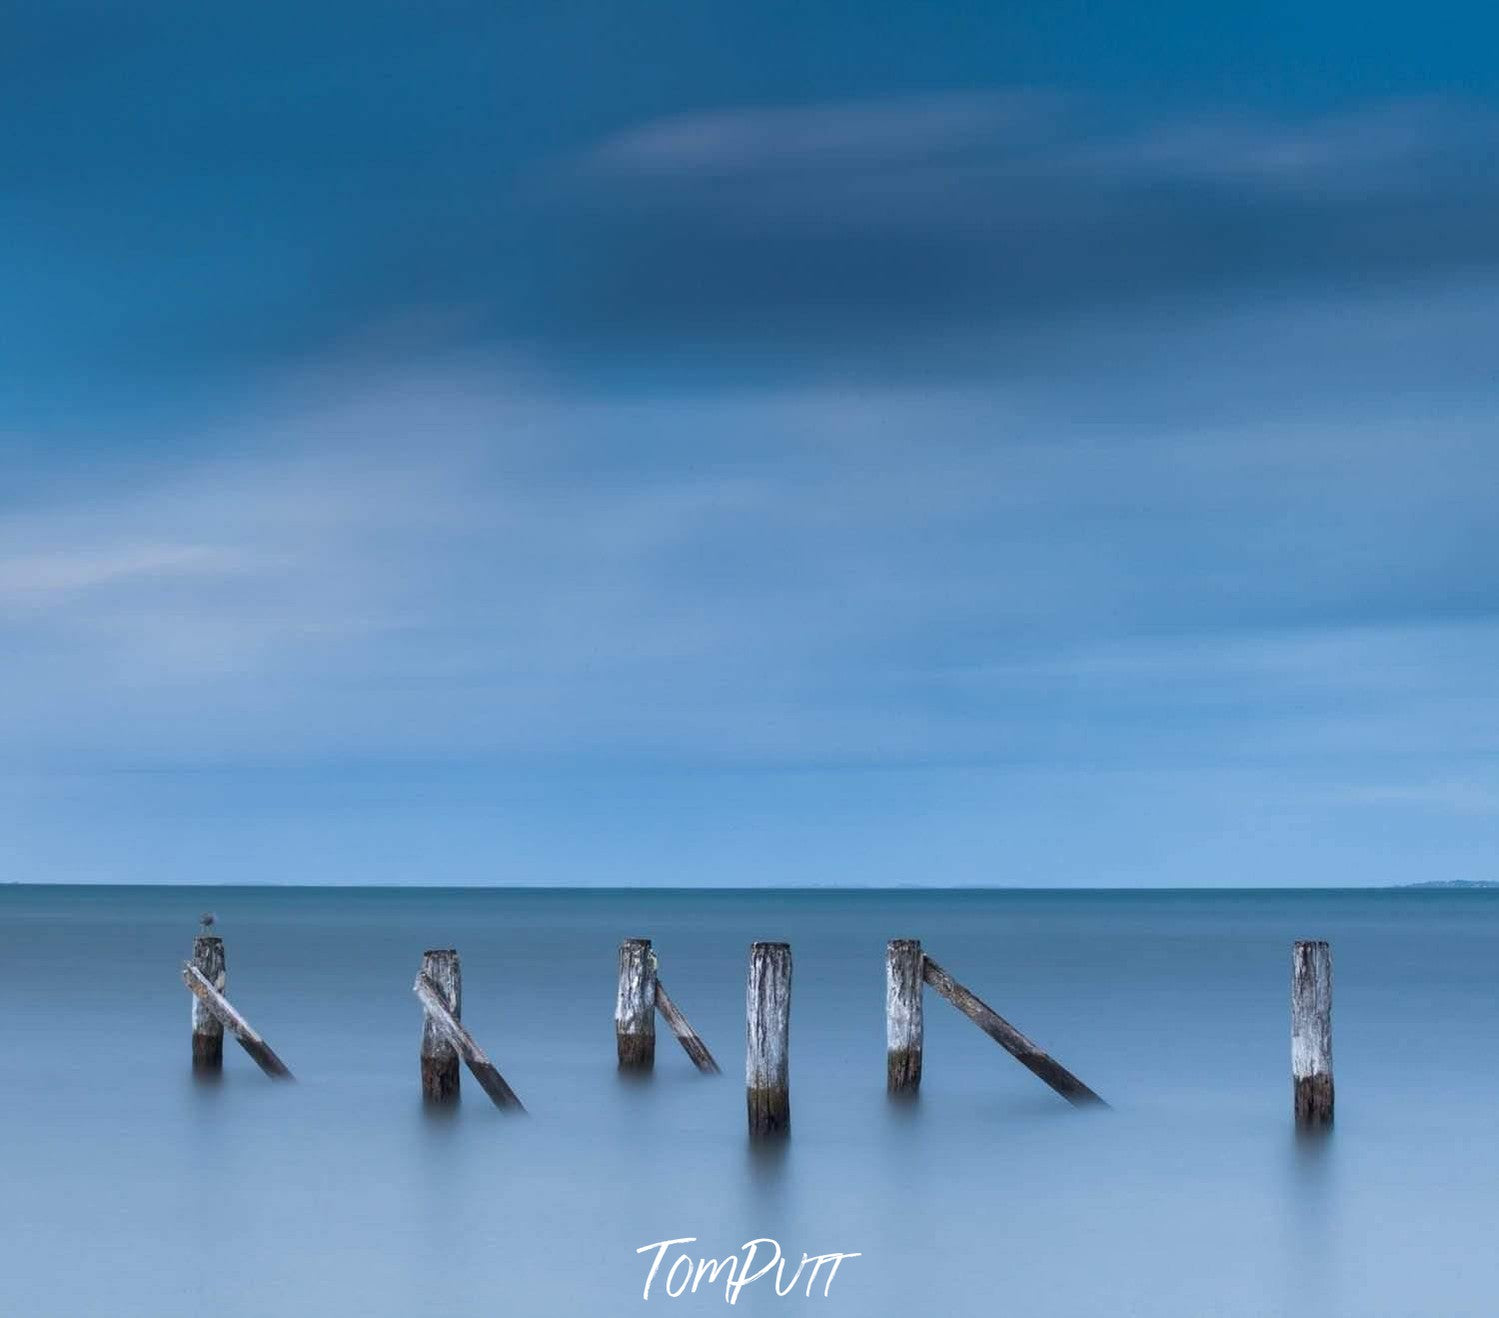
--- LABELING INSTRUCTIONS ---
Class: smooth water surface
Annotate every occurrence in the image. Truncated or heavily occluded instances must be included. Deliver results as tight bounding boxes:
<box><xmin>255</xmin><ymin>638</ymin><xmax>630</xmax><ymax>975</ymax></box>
<box><xmin>2</xmin><ymin>887</ymin><xmax>1495</xmax><ymax>1316</ymax></box>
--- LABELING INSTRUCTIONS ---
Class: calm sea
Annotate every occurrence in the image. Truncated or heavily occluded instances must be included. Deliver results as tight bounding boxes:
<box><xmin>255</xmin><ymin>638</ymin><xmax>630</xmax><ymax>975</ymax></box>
<box><xmin>1</xmin><ymin>886</ymin><xmax>1495</xmax><ymax>1316</ymax></box>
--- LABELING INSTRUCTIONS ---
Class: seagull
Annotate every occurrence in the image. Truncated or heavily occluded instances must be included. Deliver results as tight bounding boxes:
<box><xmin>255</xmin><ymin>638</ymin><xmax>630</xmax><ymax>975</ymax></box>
<box><xmin>199</xmin><ymin>912</ymin><xmax>216</xmax><ymax>933</ymax></box>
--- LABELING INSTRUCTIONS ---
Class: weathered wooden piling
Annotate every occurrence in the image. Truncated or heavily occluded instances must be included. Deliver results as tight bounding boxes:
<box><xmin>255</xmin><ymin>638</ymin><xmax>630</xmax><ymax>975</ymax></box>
<box><xmin>886</xmin><ymin>938</ymin><xmax>924</xmax><ymax>1094</ymax></box>
<box><xmin>746</xmin><ymin>942</ymin><xmax>792</xmax><ymax>1136</ymax></box>
<box><xmin>655</xmin><ymin>977</ymin><xmax>720</xmax><ymax>1074</ymax></box>
<box><xmin>190</xmin><ymin>935</ymin><xmax>226</xmax><ymax>1071</ymax></box>
<box><xmin>412</xmin><ymin>972</ymin><xmax>525</xmax><ymax>1112</ymax></box>
<box><xmin>181</xmin><ymin>964</ymin><xmax>294</xmax><ymax>1080</ymax></box>
<box><xmin>419</xmin><ymin>949</ymin><xmax>462</xmax><ymax>1103</ymax></box>
<box><xmin>616</xmin><ymin>937</ymin><xmax>656</xmax><ymax>1070</ymax></box>
<box><xmin>922</xmin><ymin>956</ymin><xmax>1105</xmax><ymax>1107</ymax></box>
<box><xmin>1292</xmin><ymin>940</ymin><xmax>1334</xmax><ymax>1127</ymax></box>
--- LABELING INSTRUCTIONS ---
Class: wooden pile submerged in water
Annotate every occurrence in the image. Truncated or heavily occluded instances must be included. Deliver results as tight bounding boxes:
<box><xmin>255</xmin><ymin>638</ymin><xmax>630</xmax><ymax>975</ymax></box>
<box><xmin>615</xmin><ymin>936</ymin><xmax>721</xmax><ymax>1076</ymax></box>
<box><xmin>883</xmin><ymin>937</ymin><xmax>1105</xmax><ymax>1107</ymax></box>
<box><xmin>412</xmin><ymin>953</ymin><xmax>525</xmax><ymax>1111</ymax></box>
<box><xmin>182</xmin><ymin>934</ymin><xmax>293</xmax><ymax>1079</ymax></box>
<box><xmin>177</xmin><ymin>929</ymin><xmax>1335</xmax><ymax>1131</ymax></box>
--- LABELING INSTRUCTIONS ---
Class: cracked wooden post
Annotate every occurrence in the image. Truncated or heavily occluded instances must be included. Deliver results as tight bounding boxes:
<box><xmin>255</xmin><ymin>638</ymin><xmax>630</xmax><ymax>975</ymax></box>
<box><xmin>1292</xmin><ymin>940</ymin><xmax>1334</xmax><ymax>1128</ymax></box>
<box><xmin>616</xmin><ymin>937</ymin><xmax>655</xmax><ymax>1070</ymax></box>
<box><xmin>420</xmin><ymin>949</ymin><xmax>461</xmax><ymax>1103</ymax></box>
<box><xmin>746</xmin><ymin>942</ymin><xmax>791</xmax><ymax>1137</ymax></box>
<box><xmin>886</xmin><ymin>938</ymin><xmax>923</xmax><ymax>1094</ymax></box>
<box><xmin>191</xmin><ymin>935</ymin><xmax>226</xmax><ymax>1072</ymax></box>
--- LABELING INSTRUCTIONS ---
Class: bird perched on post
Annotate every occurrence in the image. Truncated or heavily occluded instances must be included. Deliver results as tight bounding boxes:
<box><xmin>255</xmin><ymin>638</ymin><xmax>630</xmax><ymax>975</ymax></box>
<box><xmin>199</xmin><ymin>912</ymin><xmax>216</xmax><ymax>934</ymax></box>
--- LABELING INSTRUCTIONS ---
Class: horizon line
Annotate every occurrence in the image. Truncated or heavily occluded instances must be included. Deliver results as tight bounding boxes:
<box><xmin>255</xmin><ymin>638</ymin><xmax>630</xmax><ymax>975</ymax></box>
<box><xmin>2</xmin><ymin>881</ymin><xmax>1489</xmax><ymax>892</ymax></box>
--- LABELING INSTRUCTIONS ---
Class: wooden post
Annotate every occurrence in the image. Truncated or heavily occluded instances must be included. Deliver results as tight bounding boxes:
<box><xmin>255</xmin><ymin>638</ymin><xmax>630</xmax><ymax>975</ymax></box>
<box><xmin>886</xmin><ymin>938</ymin><xmax>923</xmax><ymax>1093</ymax></box>
<box><xmin>655</xmin><ymin>977</ymin><xmax>720</xmax><ymax>1074</ymax></box>
<box><xmin>191</xmin><ymin>934</ymin><xmax>226</xmax><ymax>1072</ymax></box>
<box><xmin>1292</xmin><ymin>940</ymin><xmax>1334</xmax><ymax>1127</ymax></box>
<box><xmin>746</xmin><ymin>942</ymin><xmax>791</xmax><ymax>1137</ymax></box>
<box><xmin>420</xmin><ymin>949</ymin><xmax>461</xmax><ymax>1103</ymax></box>
<box><xmin>181</xmin><ymin>964</ymin><xmax>294</xmax><ymax>1080</ymax></box>
<box><xmin>413</xmin><ymin>972</ymin><xmax>525</xmax><ymax>1112</ymax></box>
<box><xmin>616</xmin><ymin>937</ymin><xmax>656</xmax><ymax>1070</ymax></box>
<box><xmin>922</xmin><ymin>956</ymin><xmax>1105</xmax><ymax>1108</ymax></box>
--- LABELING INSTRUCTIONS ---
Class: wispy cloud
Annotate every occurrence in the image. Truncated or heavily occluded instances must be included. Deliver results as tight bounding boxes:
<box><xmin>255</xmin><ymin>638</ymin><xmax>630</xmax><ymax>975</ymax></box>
<box><xmin>583</xmin><ymin>92</ymin><xmax>1497</xmax><ymax>196</ymax></box>
<box><xmin>1071</xmin><ymin>99</ymin><xmax>1490</xmax><ymax>198</ymax></box>
<box><xmin>0</xmin><ymin>544</ymin><xmax>253</xmax><ymax>602</ymax></box>
<box><xmin>2</xmin><ymin>338</ymin><xmax>1495</xmax><ymax>771</ymax></box>
<box><xmin>585</xmin><ymin>91</ymin><xmax>1066</xmax><ymax>177</ymax></box>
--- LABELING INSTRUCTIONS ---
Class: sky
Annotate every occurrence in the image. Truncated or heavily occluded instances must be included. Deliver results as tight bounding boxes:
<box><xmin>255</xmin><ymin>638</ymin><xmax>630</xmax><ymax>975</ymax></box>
<box><xmin>3</xmin><ymin>1</ymin><xmax>1497</xmax><ymax>886</ymax></box>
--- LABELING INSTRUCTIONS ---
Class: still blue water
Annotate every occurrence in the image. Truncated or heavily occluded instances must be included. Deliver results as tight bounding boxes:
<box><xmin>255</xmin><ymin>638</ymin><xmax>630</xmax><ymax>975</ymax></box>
<box><xmin>1</xmin><ymin>886</ymin><xmax>1494</xmax><ymax>1316</ymax></box>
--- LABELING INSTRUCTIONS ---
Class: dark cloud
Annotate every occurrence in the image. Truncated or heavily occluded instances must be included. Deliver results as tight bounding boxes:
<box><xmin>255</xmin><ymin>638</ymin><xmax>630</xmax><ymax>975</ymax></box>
<box><xmin>518</xmin><ymin>95</ymin><xmax>1499</xmax><ymax>369</ymax></box>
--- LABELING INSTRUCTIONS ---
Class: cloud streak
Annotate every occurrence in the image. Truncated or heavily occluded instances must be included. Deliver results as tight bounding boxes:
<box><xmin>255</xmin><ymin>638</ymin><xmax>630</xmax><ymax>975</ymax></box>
<box><xmin>0</xmin><ymin>544</ymin><xmax>252</xmax><ymax>602</ymax></box>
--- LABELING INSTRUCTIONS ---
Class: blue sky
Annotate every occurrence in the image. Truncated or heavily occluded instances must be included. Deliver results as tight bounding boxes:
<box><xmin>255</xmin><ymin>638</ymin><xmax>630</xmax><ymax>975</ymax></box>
<box><xmin>4</xmin><ymin>2</ymin><xmax>1497</xmax><ymax>885</ymax></box>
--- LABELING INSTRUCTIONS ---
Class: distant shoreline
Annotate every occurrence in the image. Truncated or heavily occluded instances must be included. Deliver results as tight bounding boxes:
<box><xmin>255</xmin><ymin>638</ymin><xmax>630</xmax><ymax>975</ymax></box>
<box><xmin>1394</xmin><ymin>880</ymin><xmax>1499</xmax><ymax>890</ymax></box>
